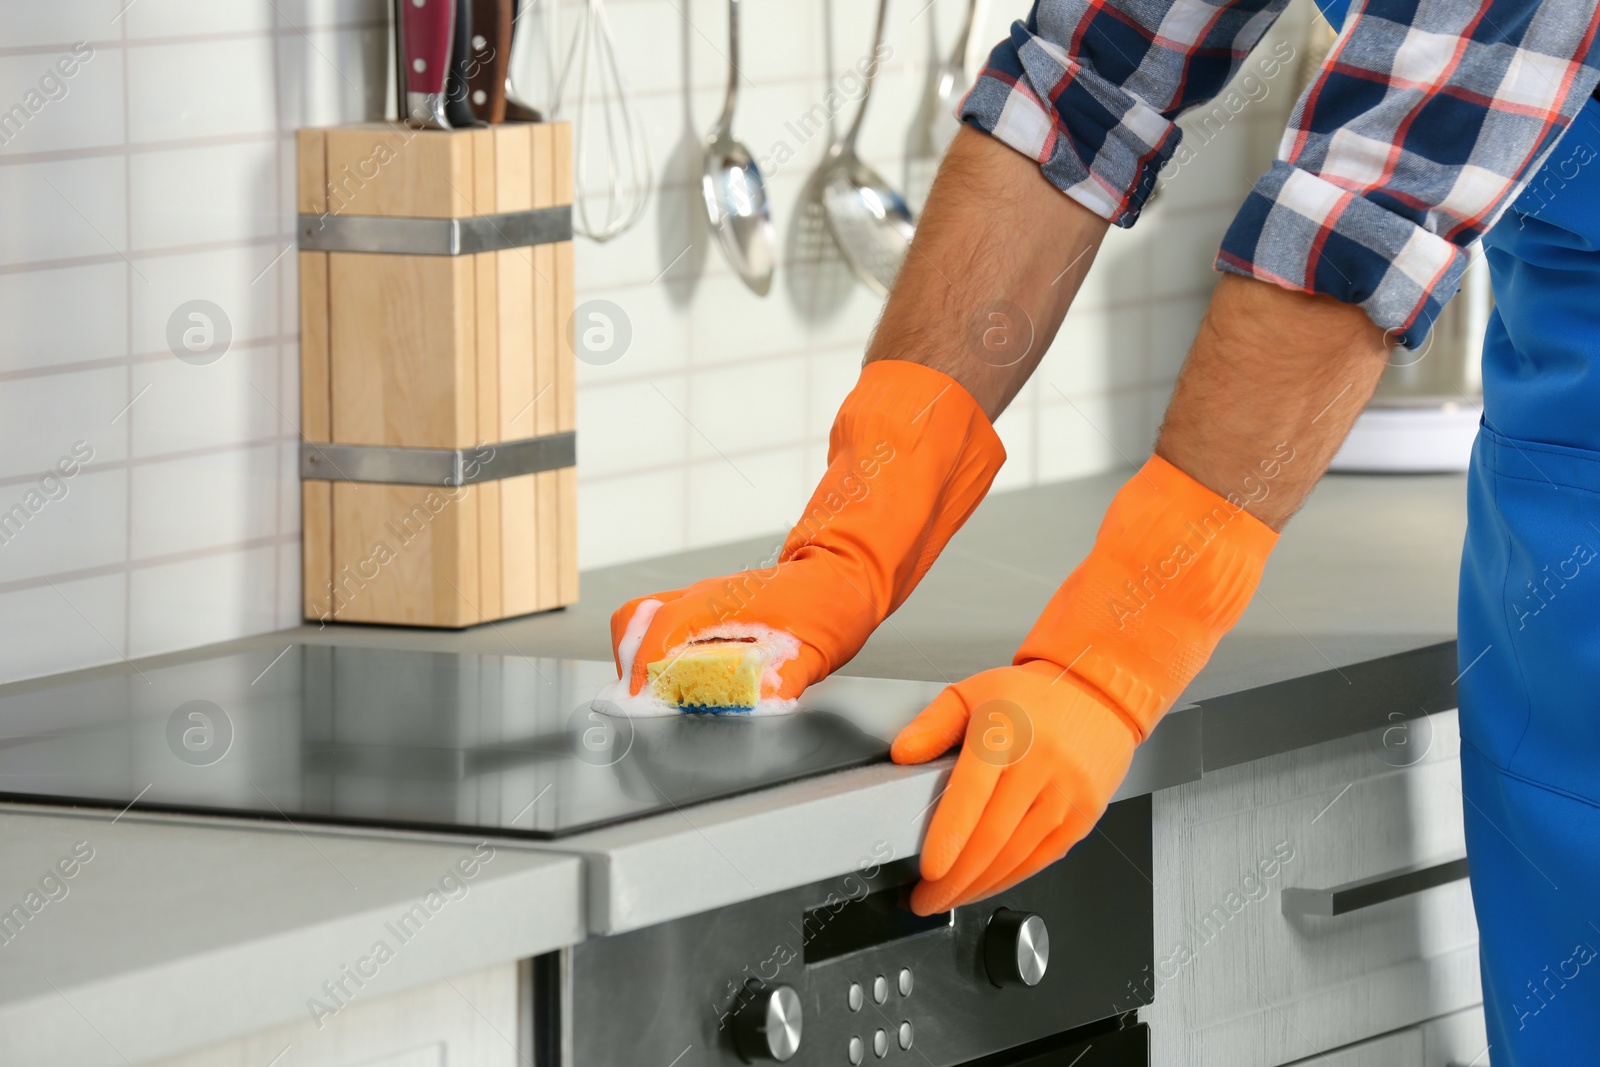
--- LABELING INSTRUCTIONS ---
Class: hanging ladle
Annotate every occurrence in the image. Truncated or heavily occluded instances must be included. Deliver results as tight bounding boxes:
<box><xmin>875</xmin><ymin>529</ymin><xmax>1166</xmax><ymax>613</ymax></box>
<box><xmin>820</xmin><ymin>0</ymin><xmax>915</xmax><ymax>296</ymax></box>
<box><xmin>701</xmin><ymin>0</ymin><xmax>775</xmax><ymax>295</ymax></box>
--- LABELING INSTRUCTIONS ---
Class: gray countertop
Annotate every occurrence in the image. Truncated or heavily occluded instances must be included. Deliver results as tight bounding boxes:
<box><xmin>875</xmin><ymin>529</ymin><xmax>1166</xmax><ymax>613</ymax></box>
<box><xmin>273</xmin><ymin>468</ymin><xmax>1466</xmax><ymax>695</ymax></box>
<box><xmin>441</xmin><ymin>468</ymin><xmax>1466</xmax><ymax>935</ymax></box>
<box><xmin>0</xmin><ymin>806</ymin><xmax>583</xmax><ymax>1067</ymax></box>
<box><xmin>0</xmin><ymin>468</ymin><xmax>1469</xmax><ymax>1059</ymax></box>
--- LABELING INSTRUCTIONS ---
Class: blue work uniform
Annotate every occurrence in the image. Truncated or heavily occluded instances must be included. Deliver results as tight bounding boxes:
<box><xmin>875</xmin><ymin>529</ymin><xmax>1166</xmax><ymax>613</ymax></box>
<box><xmin>1456</xmin><ymin>91</ymin><xmax>1600</xmax><ymax>1061</ymax></box>
<box><xmin>1302</xmin><ymin>1</ymin><xmax>1600</xmax><ymax>1057</ymax></box>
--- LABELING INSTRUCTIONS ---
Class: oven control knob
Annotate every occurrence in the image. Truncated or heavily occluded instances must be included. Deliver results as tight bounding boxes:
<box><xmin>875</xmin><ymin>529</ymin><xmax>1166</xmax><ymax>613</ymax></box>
<box><xmin>734</xmin><ymin>983</ymin><xmax>803</xmax><ymax>1062</ymax></box>
<box><xmin>983</xmin><ymin>908</ymin><xmax>1050</xmax><ymax>988</ymax></box>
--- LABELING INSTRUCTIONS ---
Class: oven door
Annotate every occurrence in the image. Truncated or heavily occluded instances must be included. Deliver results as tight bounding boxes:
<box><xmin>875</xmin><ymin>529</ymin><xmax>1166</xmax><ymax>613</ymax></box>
<box><xmin>959</xmin><ymin>1020</ymin><xmax>1148</xmax><ymax>1065</ymax></box>
<box><xmin>550</xmin><ymin>796</ymin><xmax>1152</xmax><ymax>1067</ymax></box>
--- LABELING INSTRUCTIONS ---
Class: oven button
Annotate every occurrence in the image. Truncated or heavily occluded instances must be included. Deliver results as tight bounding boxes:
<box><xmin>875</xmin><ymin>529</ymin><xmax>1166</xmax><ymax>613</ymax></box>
<box><xmin>848</xmin><ymin>982</ymin><xmax>863</xmax><ymax>1011</ymax></box>
<box><xmin>898</xmin><ymin>1021</ymin><xmax>913</xmax><ymax>1050</ymax></box>
<box><xmin>872</xmin><ymin>975</ymin><xmax>888</xmax><ymax>1004</ymax></box>
<box><xmin>983</xmin><ymin>908</ymin><xmax>1051</xmax><ymax>988</ymax></box>
<box><xmin>872</xmin><ymin>1029</ymin><xmax>888</xmax><ymax>1058</ymax></box>
<box><xmin>848</xmin><ymin>1035</ymin><xmax>864</xmax><ymax>1065</ymax></box>
<box><xmin>733</xmin><ymin>983</ymin><xmax>803</xmax><ymax>1062</ymax></box>
<box><xmin>897</xmin><ymin>968</ymin><xmax>912</xmax><ymax>997</ymax></box>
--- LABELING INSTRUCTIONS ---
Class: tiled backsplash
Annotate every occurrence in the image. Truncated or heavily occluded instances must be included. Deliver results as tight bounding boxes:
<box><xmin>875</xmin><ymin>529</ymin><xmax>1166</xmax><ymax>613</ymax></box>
<box><xmin>0</xmin><ymin>0</ymin><xmax>1308</xmax><ymax>683</ymax></box>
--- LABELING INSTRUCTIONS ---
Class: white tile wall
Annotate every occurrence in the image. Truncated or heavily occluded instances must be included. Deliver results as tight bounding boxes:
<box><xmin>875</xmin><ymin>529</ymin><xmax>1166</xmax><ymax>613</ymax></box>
<box><xmin>124</xmin><ymin>40</ymin><xmax>280</xmax><ymax>143</ymax></box>
<box><xmin>0</xmin><ymin>48</ymin><xmax>125</xmax><ymax>156</ymax></box>
<box><xmin>0</xmin><ymin>156</ymin><xmax>129</xmax><ymax>266</ymax></box>
<box><xmin>126</xmin><ymin>544</ymin><xmax>281</xmax><ymax>658</ymax></box>
<box><xmin>0</xmin><ymin>261</ymin><xmax>128</xmax><ymax>373</ymax></box>
<box><xmin>0</xmin><ymin>0</ymin><xmax>1307</xmax><ymax>683</ymax></box>
<box><xmin>0</xmin><ymin>4</ymin><xmax>345</xmax><ymax>683</ymax></box>
<box><xmin>560</xmin><ymin>0</ymin><xmax>1310</xmax><ymax>571</ymax></box>
<box><xmin>0</xmin><ymin>367</ymin><xmax>130</xmax><ymax>479</ymax></box>
<box><xmin>0</xmin><ymin>469</ymin><xmax>128</xmax><ymax>585</ymax></box>
<box><xmin>0</xmin><ymin>575</ymin><xmax>128</xmax><ymax>680</ymax></box>
<box><xmin>128</xmin><ymin>141</ymin><xmax>281</xmax><ymax>249</ymax></box>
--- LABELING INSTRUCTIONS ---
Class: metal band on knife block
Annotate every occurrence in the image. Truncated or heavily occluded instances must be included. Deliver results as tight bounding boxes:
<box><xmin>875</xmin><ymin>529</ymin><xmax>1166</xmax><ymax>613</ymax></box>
<box><xmin>300</xmin><ymin>432</ymin><xmax>576</xmax><ymax>487</ymax></box>
<box><xmin>298</xmin><ymin>205</ymin><xmax>573</xmax><ymax>255</ymax></box>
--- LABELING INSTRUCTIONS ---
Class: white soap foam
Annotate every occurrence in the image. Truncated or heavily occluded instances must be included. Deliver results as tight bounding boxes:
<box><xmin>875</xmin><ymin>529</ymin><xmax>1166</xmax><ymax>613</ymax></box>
<box><xmin>591</xmin><ymin>601</ymin><xmax>803</xmax><ymax>717</ymax></box>
<box><xmin>593</xmin><ymin>599</ymin><xmax>677</xmax><ymax>717</ymax></box>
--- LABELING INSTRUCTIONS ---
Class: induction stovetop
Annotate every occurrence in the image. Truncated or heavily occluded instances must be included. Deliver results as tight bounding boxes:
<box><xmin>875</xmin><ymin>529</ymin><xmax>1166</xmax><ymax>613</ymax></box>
<box><xmin>0</xmin><ymin>644</ymin><xmax>942</xmax><ymax>839</ymax></box>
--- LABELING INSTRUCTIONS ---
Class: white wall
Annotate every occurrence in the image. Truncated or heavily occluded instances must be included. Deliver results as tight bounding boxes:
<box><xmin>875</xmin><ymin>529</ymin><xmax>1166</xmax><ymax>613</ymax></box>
<box><xmin>0</xmin><ymin>1</ymin><xmax>387</xmax><ymax>684</ymax></box>
<box><xmin>0</xmin><ymin>0</ymin><xmax>1307</xmax><ymax>683</ymax></box>
<box><xmin>560</xmin><ymin>0</ymin><xmax>1309</xmax><ymax>566</ymax></box>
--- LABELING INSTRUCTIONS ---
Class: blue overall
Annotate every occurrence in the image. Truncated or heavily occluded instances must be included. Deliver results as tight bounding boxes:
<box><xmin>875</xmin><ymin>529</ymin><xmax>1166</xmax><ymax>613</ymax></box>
<box><xmin>1456</xmin><ymin>95</ymin><xmax>1600</xmax><ymax>1060</ymax></box>
<box><xmin>1310</xmin><ymin>3</ymin><xmax>1600</xmax><ymax>1058</ymax></box>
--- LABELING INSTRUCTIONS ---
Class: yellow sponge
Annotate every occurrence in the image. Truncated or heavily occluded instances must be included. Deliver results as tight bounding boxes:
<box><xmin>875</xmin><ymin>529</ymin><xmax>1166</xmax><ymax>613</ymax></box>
<box><xmin>647</xmin><ymin>641</ymin><xmax>764</xmax><ymax>711</ymax></box>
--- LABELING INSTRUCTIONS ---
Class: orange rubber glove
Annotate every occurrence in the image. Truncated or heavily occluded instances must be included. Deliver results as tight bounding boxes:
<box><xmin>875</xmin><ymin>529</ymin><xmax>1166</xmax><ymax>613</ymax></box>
<box><xmin>610</xmin><ymin>360</ymin><xmax>1005</xmax><ymax>700</ymax></box>
<box><xmin>892</xmin><ymin>455</ymin><xmax>1278</xmax><ymax>914</ymax></box>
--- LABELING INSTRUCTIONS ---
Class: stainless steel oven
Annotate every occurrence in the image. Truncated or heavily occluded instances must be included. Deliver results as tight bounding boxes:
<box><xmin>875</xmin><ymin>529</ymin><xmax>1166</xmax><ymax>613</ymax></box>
<box><xmin>535</xmin><ymin>795</ymin><xmax>1153</xmax><ymax>1066</ymax></box>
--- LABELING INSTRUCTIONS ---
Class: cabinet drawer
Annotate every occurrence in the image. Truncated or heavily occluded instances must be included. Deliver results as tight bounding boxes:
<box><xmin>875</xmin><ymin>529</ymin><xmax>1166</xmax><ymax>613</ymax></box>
<box><xmin>1419</xmin><ymin>1003</ymin><xmax>1489</xmax><ymax>1067</ymax></box>
<box><xmin>1280</xmin><ymin>1004</ymin><xmax>1489</xmax><ymax>1067</ymax></box>
<box><xmin>143</xmin><ymin>963</ymin><xmax>522</xmax><ymax>1067</ymax></box>
<box><xmin>1146</xmin><ymin>711</ymin><xmax>1480</xmax><ymax>1067</ymax></box>
<box><xmin>1285</xmin><ymin>1026</ymin><xmax>1423</xmax><ymax>1067</ymax></box>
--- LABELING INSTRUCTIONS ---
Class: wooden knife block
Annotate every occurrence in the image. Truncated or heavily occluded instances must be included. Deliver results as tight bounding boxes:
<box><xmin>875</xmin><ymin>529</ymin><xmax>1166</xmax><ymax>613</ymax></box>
<box><xmin>297</xmin><ymin>122</ymin><xmax>577</xmax><ymax>627</ymax></box>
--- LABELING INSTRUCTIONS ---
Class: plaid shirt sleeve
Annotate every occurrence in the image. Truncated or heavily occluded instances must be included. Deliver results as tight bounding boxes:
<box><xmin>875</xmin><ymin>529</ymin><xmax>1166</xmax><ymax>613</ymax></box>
<box><xmin>963</xmin><ymin>1</ymin><xmax>1600</xmax><ymax>347</ymax></box>
<box><xmin>961</xmin><ymin>0</ymin><xmax>1292</xmax><ymax>223</ymax></box>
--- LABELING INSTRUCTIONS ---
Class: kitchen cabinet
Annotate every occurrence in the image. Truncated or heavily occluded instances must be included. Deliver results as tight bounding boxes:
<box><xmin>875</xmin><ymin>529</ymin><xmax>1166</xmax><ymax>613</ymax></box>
<box><xmin>0</xmin><ymin>806</ymin><xmax>583</xmax><ymax>1067</ymax></box>
<box><xmin>142</xmin><ymin>963</ymin><xmax>525</xmax><ymax>1067</ymax></box>
<box><xmin>1280</xmin><ymin>1005</ymin><xmax>1488</xmax><ymax>1066</ymax></box>
<box><xmin>1418</xmin><ymin>1005</ymin><xmax>1491</xmax><ymax>1066</ymax></box>
<box><xmin>1145</xmin><ymin>710</ymin><xmax>1479</xmax><ymax>1066</ymax></box>
<box><xmin>1282</xmin><ymin>1024</ymin><xmax>1424</xmax><ymax>1066</ymax></box>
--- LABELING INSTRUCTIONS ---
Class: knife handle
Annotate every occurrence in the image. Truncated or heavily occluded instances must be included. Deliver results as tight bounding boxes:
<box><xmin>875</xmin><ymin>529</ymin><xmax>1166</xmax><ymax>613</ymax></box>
<box><xmin>445</xmin><ymin>0</ymin><xmax>483</xmax><ymax>127</ymax></box>
<box><xmin>402</xmin><ymin>0</ymin><xmax>454</xmax><ymax>96</ymax></box>
<box><xmin>469</xmin><ymin>0</ymin><xmax>512</xmax><ymax>123</ymax></box>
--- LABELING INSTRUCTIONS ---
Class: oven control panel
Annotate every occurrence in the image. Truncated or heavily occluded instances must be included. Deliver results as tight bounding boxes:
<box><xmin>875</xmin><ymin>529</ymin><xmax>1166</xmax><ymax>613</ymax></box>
<box><xmin>568</xmin><ymin>794</ymin><xmax>1152</xmax><ymax>1066</ymax></box>
<box><xmin>826</xmin><ymin>966</ymin><xmax>918</xmax><ymax>1064</ymax></box>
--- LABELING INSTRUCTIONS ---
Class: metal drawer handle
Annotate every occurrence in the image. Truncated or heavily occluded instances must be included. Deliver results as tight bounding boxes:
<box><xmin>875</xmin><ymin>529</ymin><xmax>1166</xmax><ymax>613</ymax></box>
<box><xmin>1281</xmin><ymin>855</ymin><xmax>1468</xmax><ymax>917</ymax></box>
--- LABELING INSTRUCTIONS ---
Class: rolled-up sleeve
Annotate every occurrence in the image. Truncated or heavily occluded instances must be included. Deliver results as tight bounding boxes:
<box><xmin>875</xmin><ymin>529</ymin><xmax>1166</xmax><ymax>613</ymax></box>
<box><xmin>960</xmin><ymin>0</ymin><xmax>1292</xmax><ymax>224</ymax></box>
<box><xmin>966</xmin><ymin>0</ymin><xmax>1600</xmax><ymax>348</ymax></box>
<box><xmin>1219</xmin><ymin>1</ymin><xmax>1600</xmax><ymax>347</ymax></box>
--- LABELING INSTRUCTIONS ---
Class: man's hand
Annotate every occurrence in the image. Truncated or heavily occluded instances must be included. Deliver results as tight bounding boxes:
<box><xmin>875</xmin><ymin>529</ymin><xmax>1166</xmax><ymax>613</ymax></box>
<box><xmin>609</xmin><ymin>361</ymin><xmax>1005</xmax><ymax>702</ymax></box>
<box><xmin>895</xmin><ymin>452</ymin><xmax>1281</xmax><ymax>912</ymax></box>
<box><xmin>608</xmin><ymin>129</ymin><xmax>1107</xmax><ymax>703</ymax></box>
<box><xmin>891</xmin><ymin>661</ymin><xmax>1136</xmax><ymax>914</ymax></box>
<box><xmin>610</xmin><ymin>571</ymin><xmax>839</xmax><ymax>703</ymax></box>
<box><xmin>895</xmin><ymin>274</ymin><xmax>1389</xmax><ymax>906</ymax></box>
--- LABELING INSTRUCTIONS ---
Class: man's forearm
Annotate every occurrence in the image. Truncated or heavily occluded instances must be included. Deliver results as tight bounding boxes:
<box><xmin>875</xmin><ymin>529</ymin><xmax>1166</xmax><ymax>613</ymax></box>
<box><xmin>866</xmin><ymin>126</ymin><xmax>1111</xmax><ymax>421</ymax></box>
<box><xmin>874</xmin><ymin>126</ymin><xmax>1390</xmax><ymax>533</ymax></box>
<box><xmin>1154</xmin><ymin>275</ymin><xmax>1392</xmax><ymax>531</ymax></box>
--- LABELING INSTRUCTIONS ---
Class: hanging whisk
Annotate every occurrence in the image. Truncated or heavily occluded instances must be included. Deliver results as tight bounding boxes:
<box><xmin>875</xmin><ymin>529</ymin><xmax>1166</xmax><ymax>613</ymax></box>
<box><xmin>553</xmin><ymin>0</ymin><xmax>653</xmax><ymax>242</ymax></box>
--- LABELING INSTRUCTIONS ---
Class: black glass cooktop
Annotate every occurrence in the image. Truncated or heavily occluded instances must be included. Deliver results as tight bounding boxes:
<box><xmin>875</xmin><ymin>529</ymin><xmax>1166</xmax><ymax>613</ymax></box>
<box><xmin>0</xmin><ymin>644</ymin><xmax>920</xmax><ymax>839</ymax></box>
